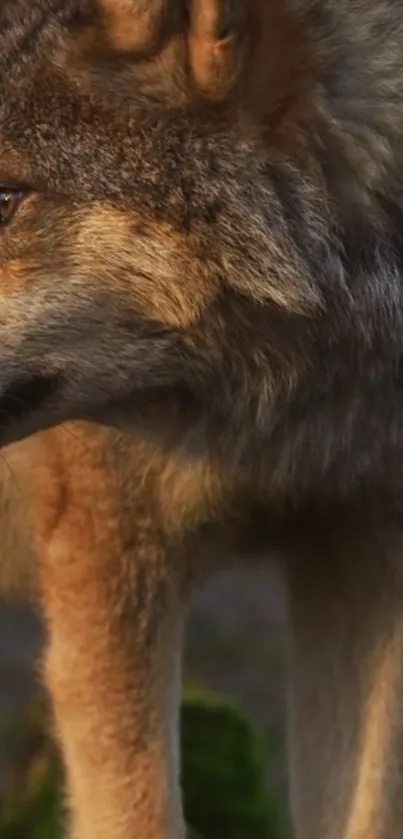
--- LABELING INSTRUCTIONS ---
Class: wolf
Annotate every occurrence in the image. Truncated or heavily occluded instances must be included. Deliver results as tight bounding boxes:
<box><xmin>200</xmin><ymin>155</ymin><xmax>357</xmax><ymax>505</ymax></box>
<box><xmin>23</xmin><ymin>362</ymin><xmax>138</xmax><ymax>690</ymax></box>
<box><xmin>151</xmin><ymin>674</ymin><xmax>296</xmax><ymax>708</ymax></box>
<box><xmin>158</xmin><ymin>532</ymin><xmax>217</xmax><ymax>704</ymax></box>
<box><xmin>1</xmin><ymin>0</ymin><xmax>403</xmax><ymax>837</ymax></box>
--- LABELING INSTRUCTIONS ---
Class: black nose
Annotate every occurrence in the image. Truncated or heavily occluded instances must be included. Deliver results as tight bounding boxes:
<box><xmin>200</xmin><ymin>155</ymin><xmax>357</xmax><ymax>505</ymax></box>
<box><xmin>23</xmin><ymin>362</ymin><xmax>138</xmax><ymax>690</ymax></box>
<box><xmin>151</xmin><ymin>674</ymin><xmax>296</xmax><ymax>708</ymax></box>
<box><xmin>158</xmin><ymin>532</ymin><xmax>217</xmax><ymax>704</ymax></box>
<box><xmin>0</xmin><ymin>373</ymin><xmax>61</xmax><ymax>424</ymax></box>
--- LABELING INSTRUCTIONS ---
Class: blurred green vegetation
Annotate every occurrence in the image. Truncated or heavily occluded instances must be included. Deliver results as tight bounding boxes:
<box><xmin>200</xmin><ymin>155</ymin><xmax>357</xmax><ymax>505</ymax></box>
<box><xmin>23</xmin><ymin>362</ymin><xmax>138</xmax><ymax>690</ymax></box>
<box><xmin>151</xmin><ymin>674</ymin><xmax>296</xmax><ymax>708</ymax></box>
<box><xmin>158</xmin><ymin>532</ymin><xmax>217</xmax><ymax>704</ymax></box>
<box><xmin>0</xmin><ymin>691</ymin><xmax>291</xmax><ymax>839</ymax></box>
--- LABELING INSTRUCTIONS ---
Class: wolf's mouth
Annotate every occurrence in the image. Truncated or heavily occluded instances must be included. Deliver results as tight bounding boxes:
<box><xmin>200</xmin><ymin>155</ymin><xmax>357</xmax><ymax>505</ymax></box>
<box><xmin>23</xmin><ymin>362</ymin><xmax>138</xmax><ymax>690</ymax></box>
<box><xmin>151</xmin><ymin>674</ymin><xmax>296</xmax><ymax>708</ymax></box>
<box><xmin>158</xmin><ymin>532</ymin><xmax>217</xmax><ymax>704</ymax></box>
<box><xmin>0</xmin><ymin>374</ymin><xmax>61</xmax><ymax>426</ymax></box>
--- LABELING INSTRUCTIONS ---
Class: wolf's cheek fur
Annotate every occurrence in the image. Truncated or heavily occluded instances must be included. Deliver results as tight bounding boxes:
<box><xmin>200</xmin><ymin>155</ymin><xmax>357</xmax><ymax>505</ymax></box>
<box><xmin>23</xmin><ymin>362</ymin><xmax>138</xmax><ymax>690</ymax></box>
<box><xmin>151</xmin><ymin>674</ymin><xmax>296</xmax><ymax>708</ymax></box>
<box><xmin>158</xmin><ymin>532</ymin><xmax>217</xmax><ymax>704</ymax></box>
<box><xmin>0</xmin><ymin>187</ymin><xmax>217</xmax><ymax>445</ymax></box>
<box><xmin>0</xmin><ymin>155</ymin><xmax>327</xmax><ymax>449</ymax></box>
<box><xmin>74</xmin><ymin>206</ymin><xmax>220</xmax><ymax>327</ymax></box>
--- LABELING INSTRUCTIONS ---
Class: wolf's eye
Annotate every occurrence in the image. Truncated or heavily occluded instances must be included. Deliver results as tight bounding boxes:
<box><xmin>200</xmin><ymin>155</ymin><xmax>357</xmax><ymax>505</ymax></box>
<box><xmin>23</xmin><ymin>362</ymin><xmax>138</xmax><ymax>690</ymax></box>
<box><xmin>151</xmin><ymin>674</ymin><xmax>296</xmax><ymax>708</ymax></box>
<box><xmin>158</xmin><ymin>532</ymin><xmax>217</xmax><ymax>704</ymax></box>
<box><xmin>0</xmin><ymin>188</ymin><xmax>24</xmax><ymax>227</ymax></box>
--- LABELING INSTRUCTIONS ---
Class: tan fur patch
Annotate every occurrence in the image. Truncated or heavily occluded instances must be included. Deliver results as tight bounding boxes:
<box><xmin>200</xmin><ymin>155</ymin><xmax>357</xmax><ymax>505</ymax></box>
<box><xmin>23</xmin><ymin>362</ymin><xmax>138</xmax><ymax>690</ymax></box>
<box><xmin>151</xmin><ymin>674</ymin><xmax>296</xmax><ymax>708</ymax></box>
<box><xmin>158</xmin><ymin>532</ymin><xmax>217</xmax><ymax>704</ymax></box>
<box><xmin>75</xmin><ymin>207</ymin><xmax>218</xmax><ymax>327</ymax></box>
<box><xmin>155</xmin><ymin>453</ymin><xmax>237</xmax><ymax>536</ymax></box>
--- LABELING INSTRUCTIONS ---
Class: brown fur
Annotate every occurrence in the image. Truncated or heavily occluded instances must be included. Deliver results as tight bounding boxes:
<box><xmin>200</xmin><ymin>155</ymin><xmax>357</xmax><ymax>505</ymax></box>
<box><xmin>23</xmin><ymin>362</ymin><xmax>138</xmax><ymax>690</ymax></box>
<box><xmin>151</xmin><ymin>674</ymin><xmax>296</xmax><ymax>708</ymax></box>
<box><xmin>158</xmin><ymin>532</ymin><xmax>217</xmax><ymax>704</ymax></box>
<box><xmin>2</xmin><ymin>1</ymin><xmax>403</xmax><ymax>837</ymax></box>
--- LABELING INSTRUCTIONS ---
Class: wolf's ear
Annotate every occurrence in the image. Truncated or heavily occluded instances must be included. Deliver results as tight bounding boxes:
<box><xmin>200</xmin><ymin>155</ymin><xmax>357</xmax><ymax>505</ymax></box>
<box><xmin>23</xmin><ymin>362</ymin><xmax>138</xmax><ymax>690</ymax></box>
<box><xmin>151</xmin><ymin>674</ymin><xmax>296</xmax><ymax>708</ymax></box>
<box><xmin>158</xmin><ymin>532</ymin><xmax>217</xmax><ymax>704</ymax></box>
<box><xmin>96</xmin><ymin>0</ymin><xmax>244</xmax><ymax>97</ymax></box>
<box><xmin>189</xmin><ymin>0</ymin><xmax>314</xmax><ymax>143</ymax></box>
<box><xmin>188</xmin><ymin>0</ymin><xmax>246</xmax><ymax>101</ymax></box>
<box><xmin>97</xmin><ymin>0</ymin><xmax>167</xmax><ymax>52</ymax></box>
<box><xmin>92</xmin><ymin>0</ymin><xmax>312</xmax><ymax>140</ymax></box>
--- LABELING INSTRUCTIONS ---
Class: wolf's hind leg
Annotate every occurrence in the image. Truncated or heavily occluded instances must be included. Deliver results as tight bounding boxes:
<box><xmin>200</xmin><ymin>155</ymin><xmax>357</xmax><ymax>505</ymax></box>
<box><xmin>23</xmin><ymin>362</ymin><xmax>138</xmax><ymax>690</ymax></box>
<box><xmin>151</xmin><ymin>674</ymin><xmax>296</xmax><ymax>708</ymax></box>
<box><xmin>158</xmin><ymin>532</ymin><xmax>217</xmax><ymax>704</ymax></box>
<box><xmin>285</xmin><ymin>518</ymin><xmax>403</xmax><ymax>839</ymax></box>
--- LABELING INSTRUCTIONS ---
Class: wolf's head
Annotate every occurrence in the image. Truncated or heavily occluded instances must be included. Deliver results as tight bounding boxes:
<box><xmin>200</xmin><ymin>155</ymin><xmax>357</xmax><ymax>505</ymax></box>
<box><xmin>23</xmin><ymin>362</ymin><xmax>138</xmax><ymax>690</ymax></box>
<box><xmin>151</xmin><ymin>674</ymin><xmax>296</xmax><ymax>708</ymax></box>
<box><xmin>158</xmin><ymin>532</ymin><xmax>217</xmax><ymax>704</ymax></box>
<box><xmin>0</xmin><ymin>0</ymin><xmax>402</xmax><ymax>496</ymax></box>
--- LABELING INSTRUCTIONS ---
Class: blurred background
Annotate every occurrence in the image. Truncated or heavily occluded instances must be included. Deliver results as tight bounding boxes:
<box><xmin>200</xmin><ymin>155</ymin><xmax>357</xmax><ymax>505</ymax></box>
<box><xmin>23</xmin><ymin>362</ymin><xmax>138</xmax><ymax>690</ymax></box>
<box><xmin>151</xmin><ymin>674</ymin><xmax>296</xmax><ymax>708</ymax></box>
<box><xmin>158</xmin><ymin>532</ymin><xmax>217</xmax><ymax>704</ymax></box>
<box><xmin>0</xmin><ymin>564</ymin><xmax>291</xmax><ymax>838</ymax></box>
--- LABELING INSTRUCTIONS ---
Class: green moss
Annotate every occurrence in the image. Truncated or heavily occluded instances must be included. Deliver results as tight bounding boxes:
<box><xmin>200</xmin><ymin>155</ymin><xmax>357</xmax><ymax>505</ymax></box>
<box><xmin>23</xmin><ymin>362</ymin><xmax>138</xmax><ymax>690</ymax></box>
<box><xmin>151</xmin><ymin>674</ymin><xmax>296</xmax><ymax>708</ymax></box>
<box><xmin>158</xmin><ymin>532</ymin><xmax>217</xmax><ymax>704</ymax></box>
<box><xmin>181</xmin><ymin>689</ymin><xmax>287</xmax><ymax>839</ymax></box>
<box><xmin>0</xmin><ymin>700</ymin><xmax>63</xmax><ymax>839</ymax></box>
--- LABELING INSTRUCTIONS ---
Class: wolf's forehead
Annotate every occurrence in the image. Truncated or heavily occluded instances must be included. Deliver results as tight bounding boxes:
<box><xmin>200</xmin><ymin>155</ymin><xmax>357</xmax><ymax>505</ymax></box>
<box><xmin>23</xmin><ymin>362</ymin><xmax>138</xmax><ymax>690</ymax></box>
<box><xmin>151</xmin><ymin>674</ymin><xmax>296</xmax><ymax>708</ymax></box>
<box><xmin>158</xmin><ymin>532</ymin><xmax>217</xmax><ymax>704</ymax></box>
<box><xmin>0</xmin><ymin>49</ymin><xmax>190</xmax><ymax>212</ymax></box>
<box><xmin>0</xmin><ymin>0</ymin><xmax>111</xmax><ymax>189</ymax></box>
<box><xmin>0</xmin><ymin>0</ymin><xmax>88</xmax><ymax>79</ymax></box>
<box><xmin>0</xmin><ymin>0</ymin><xmax>225</xmax><ymax>207</ymax></box>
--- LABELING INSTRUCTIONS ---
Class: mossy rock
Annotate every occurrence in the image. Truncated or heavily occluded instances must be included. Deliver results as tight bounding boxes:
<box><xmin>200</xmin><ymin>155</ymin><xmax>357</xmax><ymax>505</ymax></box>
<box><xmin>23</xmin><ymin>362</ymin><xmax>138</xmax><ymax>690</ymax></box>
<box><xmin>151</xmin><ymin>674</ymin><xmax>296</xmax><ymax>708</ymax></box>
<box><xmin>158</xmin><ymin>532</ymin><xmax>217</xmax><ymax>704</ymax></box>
<box><xmin>0</xmin><ymin>700</ymin><xmax>63</xmax><ymax>839</ymax></box>
<box><xmin>0</xmin><ymin>692</ymin><xmax>289</xmax><ymax>839</ymax></box>
<box><xmin>182</xmin><ymin>689</ymin><xmax>286</xmax><ymax>839</ymax></box>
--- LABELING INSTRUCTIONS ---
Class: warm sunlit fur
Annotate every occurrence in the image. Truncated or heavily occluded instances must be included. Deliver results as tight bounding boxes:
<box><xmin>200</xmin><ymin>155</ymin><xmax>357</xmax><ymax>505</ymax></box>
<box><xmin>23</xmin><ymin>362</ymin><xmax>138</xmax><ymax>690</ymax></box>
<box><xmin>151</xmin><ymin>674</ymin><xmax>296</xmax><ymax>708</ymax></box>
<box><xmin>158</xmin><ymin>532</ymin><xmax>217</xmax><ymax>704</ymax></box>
<box><xmin>1</xmin><ymin>1</ymin><xmax>403</xmax><ymax>837</ymax></box>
